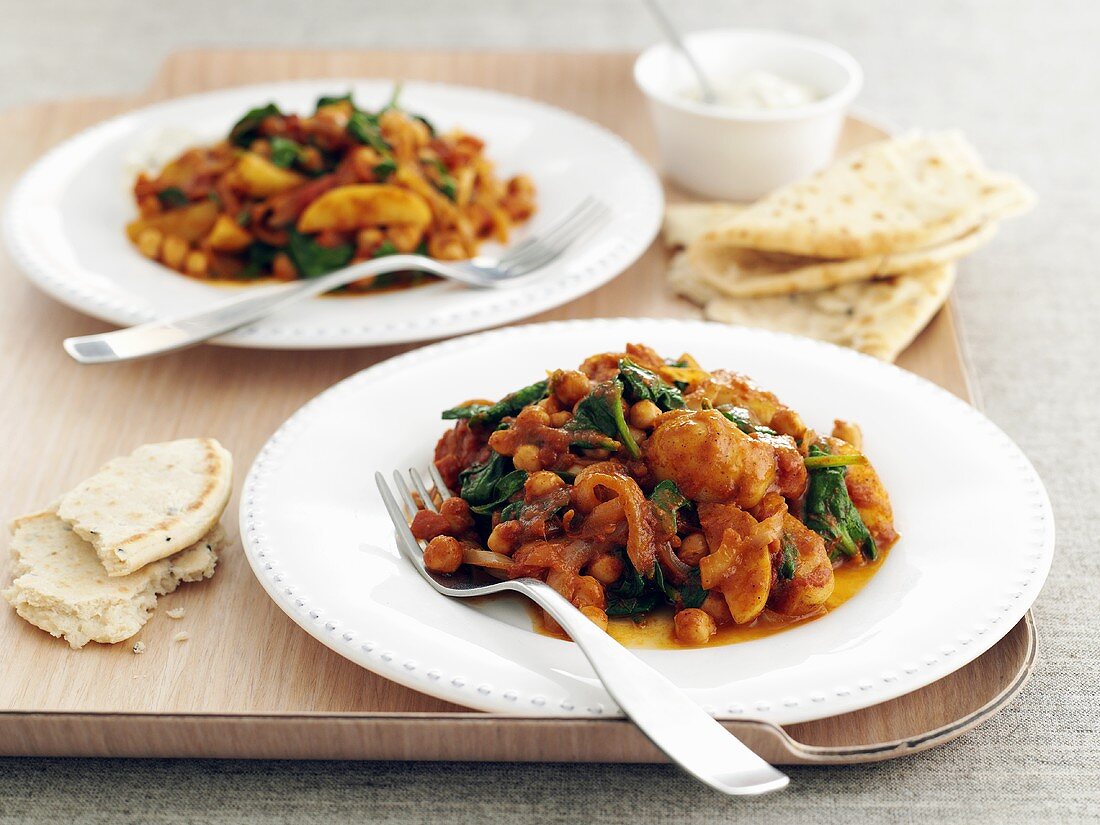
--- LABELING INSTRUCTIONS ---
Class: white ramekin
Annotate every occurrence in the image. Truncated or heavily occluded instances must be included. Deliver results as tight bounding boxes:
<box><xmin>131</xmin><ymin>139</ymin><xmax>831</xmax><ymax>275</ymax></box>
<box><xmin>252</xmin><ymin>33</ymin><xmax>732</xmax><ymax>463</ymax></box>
<box><xmin>634</xmin><ymin>29</ymin><xmax>863</xmax><ymax>201</ymax></box>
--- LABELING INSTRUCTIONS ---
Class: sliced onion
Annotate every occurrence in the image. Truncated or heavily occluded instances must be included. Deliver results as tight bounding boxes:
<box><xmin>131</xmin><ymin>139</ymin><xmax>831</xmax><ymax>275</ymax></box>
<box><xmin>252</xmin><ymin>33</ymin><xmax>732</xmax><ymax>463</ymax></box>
<box><xmin>461</xmin><ymin>547</ymin><xmax>514</xmax><ymax>570</ymax></box>
<box><xmin>657</xmin><ymin>541</ymin><xmax>692</xmax><ymax>583</ymax></box>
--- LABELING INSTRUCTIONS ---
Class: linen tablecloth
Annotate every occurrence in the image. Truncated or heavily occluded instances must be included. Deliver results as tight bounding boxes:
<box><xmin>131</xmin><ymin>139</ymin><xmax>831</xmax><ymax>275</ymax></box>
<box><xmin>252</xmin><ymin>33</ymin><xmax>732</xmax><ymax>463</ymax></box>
<box><xmin>0</xmin><ymin>1</ymin><xmax>1095</xmax><ymax>821</ymax></box>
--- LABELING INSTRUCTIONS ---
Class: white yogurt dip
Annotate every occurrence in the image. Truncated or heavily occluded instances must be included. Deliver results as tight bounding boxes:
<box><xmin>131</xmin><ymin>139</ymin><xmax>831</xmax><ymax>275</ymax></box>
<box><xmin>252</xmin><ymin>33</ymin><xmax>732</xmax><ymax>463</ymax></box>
<box><xmin>686</xmin><ymin>70</ymin><xmax>820</xmax><ymax>112</ymax></box>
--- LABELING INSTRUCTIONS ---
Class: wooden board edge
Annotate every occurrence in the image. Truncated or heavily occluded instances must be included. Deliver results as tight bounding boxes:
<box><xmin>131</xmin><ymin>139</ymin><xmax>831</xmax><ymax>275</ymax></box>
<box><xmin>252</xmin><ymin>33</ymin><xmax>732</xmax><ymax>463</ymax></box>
<box><xmin>0</xmin><ymin>50</ymin><xmax>1029</xmax><ymax>765</ymax></box>
<box><xmin>0</xmin><ymin>613</ymin><xmax>1035</xmax><ymax>764</ymax></box>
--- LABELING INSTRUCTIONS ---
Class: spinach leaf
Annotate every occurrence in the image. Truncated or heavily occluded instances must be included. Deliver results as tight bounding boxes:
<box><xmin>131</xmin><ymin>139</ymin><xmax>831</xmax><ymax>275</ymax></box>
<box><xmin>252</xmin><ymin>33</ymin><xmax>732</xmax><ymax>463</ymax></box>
<box><xmin>240</xmin><ymin>241</ymin><xmax>280</xmax><ymax>278</ymax></box>
<box><xmin>618</xmin><ymin>359</ymin><xmax>684</xmax><ymax>411</ymax></box>
<box><xmin>413</xmin><ymin>114</ymin><xmax>437</xmax><ymax>136</ymax></box>
<box><xmin>372</xmin><ymin>157</ymin><xmax>397</xmax><ymax>181</ymax></box>
<box><xmin>606</xmin><ymin>559</ymin><xmax>706</xmax><ymax>616</ymax></box>
<box><xmin>650</xmin><ymin>480</ymin><xmax>689</xmax><ymax>535</ymax></box>
<box><xmin>469</xmin><ymin>469</ymin><xmax>528</xmax><ymax>516</ymax></box>
<box><xmin>364</xmin><ymin>271</ymin><xmax>401</xmax><ymax>290</ymax></box>
<box><xmin>235</xmin><ymin>208</ymin><xmax>252</xmax><ymax>227</ymax></box>
<box><xmin>605</xmin><ymin>563</ymin><xmax>665</xmax><ymax>617</ymax></box>
<box><xmin>565</xmin><ymin>380</ymin><xmax>640</xmax><ymax>458</ymax></box>
<box><xmin>286</xmin><ymin>228</ymin><xmax>354</xmax><ymax>278</ymax></box>
<box><xmin>382</xmin><ymin>83</ymin><xmax>403</xmax><ymax>112</ymax></box>
<box><xmin>229</xmin><ymin>102</ymin><xmax>282</xmax><ymax>147</ymax></box>
<box><xmin>441</xmin><ymin>380</ymin><xmax>549</xmax><ymax>428</ymax></box>
<box><xmin>269</xmin><ymin>136</ymin><xmax>303</xmax><ymax>169</ymax></box>
<box><xmin>678</xmin><ymin>568</ymin><xmax>709</xmax><ymax>609</ymax></box>
<box><xmin>371</xmin><ymin>240</ymin><xmax>399</xmax><ymax>258</ymax></box>
<box><xmin>778</xmin><ymin>533</ymin><xmax>798</xmax><ymax>580</ymax></box>
<box><xmin>458</xmin><ymin>451</ymin><xmax>512</xmax><ymax>506</ymax></box>
<box><xmin>156</xmin><ymin>187</ymin><xmax>189</xmax><ymax>208</ymax></box>
<box><xmin>424</xmin><ymin>158</ymin><xmax>457</xmax><ymax>201</ymax></box>
<box><xmin>804</xmin><ymin>444</ymin><xmax>877</xmax><ymax>562</ymax></box>
<box><xmin>500</xmin><ymin>499</ymin><xmax>525</xmax><ymax>523</ymax></box>
<box><xmin>716</xmin><ymin>404</ymin><xmax>778</xmax><ymax>436</ymax></box>
<box><xmin>348</xmin><ymin>110</ymin><xmax>392</xmax><ymax>155</ymax></box>
<box><xmin>663</xmin><ymin>357</ymin><xmax>691</xmax><ymax>391</ymax></box>
<box><xmin>315</xmin><ymin>92</ymin><xmax>355</xmax><ymax>110</ymax></box>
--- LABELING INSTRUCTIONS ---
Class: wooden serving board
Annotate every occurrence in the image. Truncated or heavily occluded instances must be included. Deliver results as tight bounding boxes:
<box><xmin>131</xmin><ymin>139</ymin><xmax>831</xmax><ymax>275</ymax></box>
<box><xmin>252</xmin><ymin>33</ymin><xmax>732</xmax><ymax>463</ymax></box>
<box><xmin>0</xmin><ymin>50</ymin><xmax>1033</xmax><ymax>763</ymax></box>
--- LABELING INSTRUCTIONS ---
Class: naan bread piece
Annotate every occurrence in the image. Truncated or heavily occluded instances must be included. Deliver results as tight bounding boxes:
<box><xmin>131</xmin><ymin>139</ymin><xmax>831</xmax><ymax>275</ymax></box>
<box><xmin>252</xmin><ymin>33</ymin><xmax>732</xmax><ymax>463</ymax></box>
<box><xmin>57</xmin><ymin>438</ymin><xmax>232</xmax><ymax>576</ymax></box>
<box><xmin>691</xmin><ymin>222</ymin><xmax>995</xmax><ymax>297</ymax></box>
<box><xmin>3</xmin><ymin>510</ymin><xmax>222</xmax><ymax>649</ymax></box>
<box><xmin>695</xmin><ymin>132</ymin><xmax>1034</xmax><ymax>260</ymax></box>
<box><xmin>668</xmin><ymin>251</ymin><xmax>724</xmax><ymax>305</ymax></box>
<box><xmin>704</xmin><ymin>264</ymin><xmax>957</xmax><ymax>362</ymax></box>
<box><xmin>663</xmin><ymin>203</ymin><xmax>745</xmax><ymax>249</ymax></box>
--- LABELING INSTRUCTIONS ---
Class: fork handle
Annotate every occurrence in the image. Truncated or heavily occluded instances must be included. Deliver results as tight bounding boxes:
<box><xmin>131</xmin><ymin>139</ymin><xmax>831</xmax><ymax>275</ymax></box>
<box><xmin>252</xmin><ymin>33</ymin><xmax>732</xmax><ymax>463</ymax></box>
<box><xmin>516</xmin><ymin>579</ymin><xmax>788</xmax><ymax>796</ymax></box>
<box><xmin>61</xmin><ymin>255</ymin><xmax>465</xmax><ymax>364</ymax></box>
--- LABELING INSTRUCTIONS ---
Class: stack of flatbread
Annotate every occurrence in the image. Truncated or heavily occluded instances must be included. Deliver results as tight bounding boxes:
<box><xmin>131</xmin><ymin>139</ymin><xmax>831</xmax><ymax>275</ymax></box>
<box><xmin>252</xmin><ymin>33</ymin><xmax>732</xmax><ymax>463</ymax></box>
<box><xmin>3</xmin><ymin>438</ymin><xmax>232</xmax><ymax>649</ymax></box>
<box><xmin>666</xmin><ymin>132</ymin><xmax>1034</xmax><ymax>360</ymax></box>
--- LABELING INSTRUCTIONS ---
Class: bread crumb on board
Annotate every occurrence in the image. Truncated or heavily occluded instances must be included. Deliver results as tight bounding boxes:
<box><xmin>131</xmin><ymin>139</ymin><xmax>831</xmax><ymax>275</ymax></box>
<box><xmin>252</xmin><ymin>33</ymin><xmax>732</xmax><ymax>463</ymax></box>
<box><xmin>132</xmin><ymin>641</ymin><xmax>146</xmax><ymax>654</ymax></box>
<box><xmin>173</xmin><ymin>631</ymin><xmax>190</xmax><ymax>643</ymax></box>
<box><xmin>166</xmin><ymin>607</ymin><xmax>186</xmax><ymax>620</ymax></box>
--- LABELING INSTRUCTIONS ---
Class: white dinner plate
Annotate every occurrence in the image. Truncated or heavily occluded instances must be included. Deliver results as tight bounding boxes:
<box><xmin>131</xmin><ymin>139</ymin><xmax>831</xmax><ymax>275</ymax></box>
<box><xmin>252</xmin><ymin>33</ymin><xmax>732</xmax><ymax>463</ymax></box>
<box><xmin>3</xmin><ymin>80</ymin><xmax>662</xmax><ymax>348</ymax></box>
<box><xmin>240</xmin><ymin>319</ymin><xmax>1054</xmax><ymax>723</ymax></box>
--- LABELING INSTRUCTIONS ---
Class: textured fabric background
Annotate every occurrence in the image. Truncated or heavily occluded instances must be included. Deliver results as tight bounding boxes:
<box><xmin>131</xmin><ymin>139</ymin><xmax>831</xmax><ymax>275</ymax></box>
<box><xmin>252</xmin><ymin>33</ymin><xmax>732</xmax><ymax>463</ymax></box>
<box><xmin>1</xmin><ymin>1</ymin><xmax>1097</xmax><ymax>822</ymax></box>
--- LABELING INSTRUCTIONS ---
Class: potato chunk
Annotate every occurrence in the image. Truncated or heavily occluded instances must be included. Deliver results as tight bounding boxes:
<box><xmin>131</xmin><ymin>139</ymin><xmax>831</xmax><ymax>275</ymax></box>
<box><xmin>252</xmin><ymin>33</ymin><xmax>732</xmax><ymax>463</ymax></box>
<box><xmin>297</xmin><ymin>184</ymin><xmax>432</xmax><ymax>233</ymax></box>
<box><xmin>235</xmin><ymin>152</ymin><xmax>307</xmax><ymax>197</ymax></box>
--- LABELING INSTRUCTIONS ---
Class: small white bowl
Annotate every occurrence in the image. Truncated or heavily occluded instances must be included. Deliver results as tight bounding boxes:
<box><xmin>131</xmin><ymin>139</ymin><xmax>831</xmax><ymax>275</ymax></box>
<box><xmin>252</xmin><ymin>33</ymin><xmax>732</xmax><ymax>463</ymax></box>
<box><xmin>634</xmin><ymin>29</ymin><xmax>863</xmax><ymax>200</ymax></box>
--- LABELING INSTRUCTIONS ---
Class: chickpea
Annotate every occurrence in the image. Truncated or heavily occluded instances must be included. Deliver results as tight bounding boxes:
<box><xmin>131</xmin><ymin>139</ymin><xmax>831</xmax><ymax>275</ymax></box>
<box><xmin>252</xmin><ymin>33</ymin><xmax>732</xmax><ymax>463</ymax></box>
<box><xmin>356</xmin><ymin>228</ymin><xmax>385</xmax><ymax>257</ymax></box>
<box><xmin>137</xmin><ymin>194</ymin><xmax>161</xmax><ymax>217</ymax></box>
<box><xmin>674</xmin><ymin>608</ymin><xmax>717</xmax><ymax>646</ymax></box>
<box><xmin>429</xmin><ymin>233</ymin><xmax>467</xmax><ymax>261</ymax></box>
<box><xmin>161</xmin><ymin>235</ymin><xmax>189</xmax><ymax>270</ymax></box>
<box><xmin>423</xmin><ymin>535</ymin><xmax>463</xmax><ymax>573</ymax></box>
<box><xmin>184</xmin><ymin>251</ymin><xmax>209</xmax><ymax>278</ymax></box>
<box><xmin>440</xmin><ymin>496</ymin><xmax>473</xmax><ymax>533</ymax></box>
<box><xmin>298</xmin><ymin>145</ymin><xmax>324</xmax><ymax>173</ymax></box>
<box><xmin>272</xmin><ymin>253</ymin><xmax>297</xmax><ymax>281</ymax></box>
<box><xmin>551</xmin><ymin>370</ymin><xmax>591</xmax><ymax>407</ymax></box>
<box><xmin>349</xmin><ymin>145</ymin><xmax>383</xmax><ymax>180</ymax></box>
<box><xmin>587</xmin><ymin>554</ymin><xmax>624</xmax><ymax>586</ymax></box>
<box><xmin>701</xmin><ymin>591</ymin><xmax>733</xmax><ymax>626</ymax></box>
<box><xmin>388</xmin><ymin>224</ymin><xmax>424</xmax><ymax>253</ymax></box>
<box><xmin>512</xmin><ymin>444</ymin><xmax>542</xmax><ymax>473</ymax></box>
<box><xmin>136</xmin><ymin>227</ymin><xmax>164</xmax><ymax>259</ymax></box>
<box><xmin>549</xmin><ymin>411</ymin><xmax>572</xmax><ymax>428</ymax></box>
<box><xmin>521</xmin><ymin>406</ymin><xmax>551</xmax><ymax>427</ymax></box>
<box><xmin>629</xmin><ymin>400</ymin><xmax>662</xmax><ymax>430</ymax></box>
<box><xmin>572</xmin><ymin>575</ymin><xmax>606</xmax><ymax>609</ymax></box>
<box><xmin>580</xmin><ymin>605</ymin><xmax>609</xmax><ymax>632</ymax></box>
<box><xmin>487</xmin><ymin>520</ymin><xmax>519</xmax><ymax>556</ymax></box>
<box><xmin>539</xmin><ymin>396</ymin><xmax>563</xmax><ymax>415</ymax></box>
<box><xmin>678</xmin><ymin>532</ymin><xmax>710</xmax><ymax>566</ymax></box>
<box><xmin>525</xmin><ymin>470</ymin><xmax>564</xmax><ymax>500</ymax></box>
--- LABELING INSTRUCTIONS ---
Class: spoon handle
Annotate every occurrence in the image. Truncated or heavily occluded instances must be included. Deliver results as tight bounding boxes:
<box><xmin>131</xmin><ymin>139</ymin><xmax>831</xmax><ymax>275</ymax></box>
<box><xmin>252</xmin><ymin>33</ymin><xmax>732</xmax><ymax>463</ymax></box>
<box><xmin>642</xmin><ymin>0</ymin><xmax>718</xmax><ymax>104</ymax></box>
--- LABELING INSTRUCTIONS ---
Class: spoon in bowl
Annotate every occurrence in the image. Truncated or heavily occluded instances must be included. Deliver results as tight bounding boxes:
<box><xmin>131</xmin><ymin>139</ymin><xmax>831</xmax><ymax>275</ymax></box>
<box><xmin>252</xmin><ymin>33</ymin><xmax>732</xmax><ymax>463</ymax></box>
<box><xmin>642</xmin><ymin>0</ymin><xmax>718</xmax><ymax>104</ymax></box>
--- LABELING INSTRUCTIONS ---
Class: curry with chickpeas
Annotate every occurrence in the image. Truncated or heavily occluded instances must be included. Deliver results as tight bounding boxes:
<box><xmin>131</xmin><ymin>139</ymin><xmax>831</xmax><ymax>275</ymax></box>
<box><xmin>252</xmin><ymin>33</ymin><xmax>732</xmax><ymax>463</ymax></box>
<box><xmin>414</xmin><ymin>343</ymin><xmax>898</xmax><ymax>648</ymax></box>
<box><xmin>127</xmin><ymin>88</ymin><xmax>535</xmax><ymax>290</ymax></box>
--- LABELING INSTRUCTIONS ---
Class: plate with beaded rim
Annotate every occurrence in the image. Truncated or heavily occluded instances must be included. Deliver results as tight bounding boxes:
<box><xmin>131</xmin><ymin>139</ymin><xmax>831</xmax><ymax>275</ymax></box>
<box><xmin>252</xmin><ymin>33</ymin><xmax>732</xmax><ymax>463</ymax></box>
<box><xmin>240</xmin><ymin>318</ymin><xmax>1054</xmax><ymax>722</ymax></box>
<box><xmin>3</xmin><ymin>80</ymin><xmax>662</xmax><ymax>348</ymax></box>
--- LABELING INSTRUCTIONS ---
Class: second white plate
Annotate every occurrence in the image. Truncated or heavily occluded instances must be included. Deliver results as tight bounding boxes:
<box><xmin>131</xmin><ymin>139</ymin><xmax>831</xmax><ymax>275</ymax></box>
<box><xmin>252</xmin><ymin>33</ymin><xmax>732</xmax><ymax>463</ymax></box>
<box><xmin>240</xmin><ymin>319</ymin><xmax>1054</xmax><ymax>723</ymax></box>
<box><xmin>4</xmin><ymin>80</ymin><xmax>662</xmax><ymax>348</ymax></box>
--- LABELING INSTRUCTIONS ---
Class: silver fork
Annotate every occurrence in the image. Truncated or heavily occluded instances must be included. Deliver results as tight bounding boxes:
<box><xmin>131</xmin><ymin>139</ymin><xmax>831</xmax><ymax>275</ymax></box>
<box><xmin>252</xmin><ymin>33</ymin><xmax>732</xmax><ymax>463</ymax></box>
<box><xmin>375</xmin><ymin>466</ymin><xmax>789</xmax><ymax>797</ymax></box>
<box><xmin>63</xmin><ymin>197</ymin><xmax>610</xmax><ymax>365</ymax></box>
